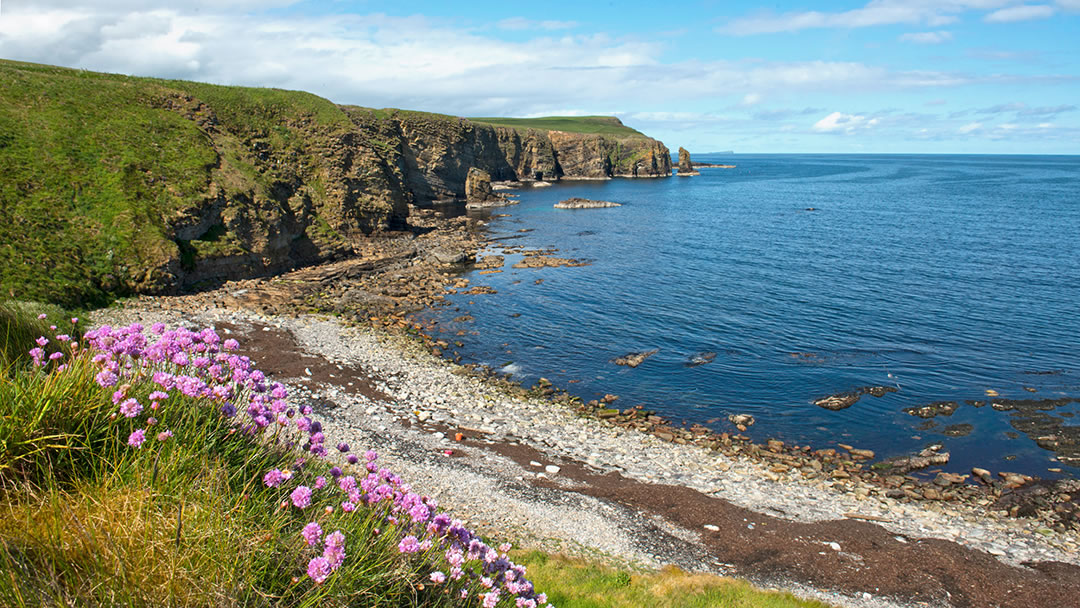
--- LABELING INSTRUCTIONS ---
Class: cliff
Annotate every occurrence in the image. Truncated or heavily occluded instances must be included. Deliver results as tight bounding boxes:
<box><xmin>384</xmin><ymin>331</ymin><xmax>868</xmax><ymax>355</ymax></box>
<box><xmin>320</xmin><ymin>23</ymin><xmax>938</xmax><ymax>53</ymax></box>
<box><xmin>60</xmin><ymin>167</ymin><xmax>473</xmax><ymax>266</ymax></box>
<box><xmin>0</xmin><ymin>60</ymin><xmax>670</xmax><ymax>307</ymax></box>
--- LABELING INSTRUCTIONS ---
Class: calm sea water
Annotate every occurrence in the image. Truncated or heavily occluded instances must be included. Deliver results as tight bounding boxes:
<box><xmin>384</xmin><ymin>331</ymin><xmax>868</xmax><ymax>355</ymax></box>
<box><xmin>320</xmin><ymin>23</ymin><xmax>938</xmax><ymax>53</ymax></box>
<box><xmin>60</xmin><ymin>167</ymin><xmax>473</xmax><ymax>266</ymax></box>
<box><xmin>419</xmin><ymin>154</ymin><xmax>1080</xmax><ymax>477</ymax></box>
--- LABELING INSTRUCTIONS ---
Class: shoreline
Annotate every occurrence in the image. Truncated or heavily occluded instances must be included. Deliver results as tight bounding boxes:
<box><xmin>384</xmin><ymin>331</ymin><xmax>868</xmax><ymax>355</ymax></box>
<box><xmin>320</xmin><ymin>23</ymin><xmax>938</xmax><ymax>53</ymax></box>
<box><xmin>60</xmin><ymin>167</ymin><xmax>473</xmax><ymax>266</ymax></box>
<box><xmin>92</xmin><ymin>295</ymin><xmax>1080</xmax><ymax>608</ymax></box>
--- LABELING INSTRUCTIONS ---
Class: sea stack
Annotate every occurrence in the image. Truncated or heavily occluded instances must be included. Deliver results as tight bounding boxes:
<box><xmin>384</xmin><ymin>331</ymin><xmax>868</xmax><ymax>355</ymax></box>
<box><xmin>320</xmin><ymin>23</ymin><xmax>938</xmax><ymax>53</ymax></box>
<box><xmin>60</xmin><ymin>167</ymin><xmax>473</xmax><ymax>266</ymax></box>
<box><xmin>677</xmin><ymin>147</ymin><xmax>700</xmax><ymax>176</ymax></box>
<box><xmin>465</xmin><ymin>167</ymin><xmax>516</xmax><ymax>208</ymax></box>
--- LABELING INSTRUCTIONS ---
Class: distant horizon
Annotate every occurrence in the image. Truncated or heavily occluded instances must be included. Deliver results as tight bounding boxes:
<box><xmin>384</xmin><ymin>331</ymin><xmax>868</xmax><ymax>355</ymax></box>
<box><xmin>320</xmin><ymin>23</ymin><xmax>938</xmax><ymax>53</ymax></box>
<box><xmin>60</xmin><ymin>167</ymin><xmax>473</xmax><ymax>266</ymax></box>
<box><xmin>1</xmin><ymin>0</ymin><xmax>1077</xmax><ymax>154</ymax></box>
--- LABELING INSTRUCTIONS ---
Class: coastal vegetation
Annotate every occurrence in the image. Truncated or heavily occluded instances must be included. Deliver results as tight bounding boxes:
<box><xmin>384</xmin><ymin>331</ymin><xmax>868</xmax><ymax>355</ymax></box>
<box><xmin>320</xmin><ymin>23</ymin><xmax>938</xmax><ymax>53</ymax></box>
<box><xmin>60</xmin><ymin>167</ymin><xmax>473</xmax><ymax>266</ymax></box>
<box><xmin>468</xmin><ymin>117</ymin><xmax>647</xmax><ymax>138</ymax></box>
<box><xmin>0</xmin><ymin>301</ymin><xmax>828</xmax><ymax>607</ymax></box>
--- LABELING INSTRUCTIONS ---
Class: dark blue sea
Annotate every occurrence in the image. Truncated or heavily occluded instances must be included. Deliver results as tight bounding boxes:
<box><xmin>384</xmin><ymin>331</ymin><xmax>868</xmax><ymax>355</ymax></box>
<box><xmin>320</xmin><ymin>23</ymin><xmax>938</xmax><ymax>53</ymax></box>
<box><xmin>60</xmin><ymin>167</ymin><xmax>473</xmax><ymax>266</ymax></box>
<box><xmin>420</xmin><ymin>154</ymin><xmax>1080</xmax><ymax>478</ymax></box>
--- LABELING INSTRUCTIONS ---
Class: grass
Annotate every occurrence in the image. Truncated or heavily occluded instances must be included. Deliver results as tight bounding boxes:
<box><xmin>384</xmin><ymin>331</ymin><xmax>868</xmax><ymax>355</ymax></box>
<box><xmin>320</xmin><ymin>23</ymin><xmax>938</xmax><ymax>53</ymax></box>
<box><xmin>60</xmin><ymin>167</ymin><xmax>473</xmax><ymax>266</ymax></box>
<box><xmin>515</xmin><ymin>552</ymin><xmax>830</xmax><ymax>608</ymax></box>
<box><xmin>467</xmin><ymin>116</ymin><xmax>647</xmax><ymax>138</ymax></box>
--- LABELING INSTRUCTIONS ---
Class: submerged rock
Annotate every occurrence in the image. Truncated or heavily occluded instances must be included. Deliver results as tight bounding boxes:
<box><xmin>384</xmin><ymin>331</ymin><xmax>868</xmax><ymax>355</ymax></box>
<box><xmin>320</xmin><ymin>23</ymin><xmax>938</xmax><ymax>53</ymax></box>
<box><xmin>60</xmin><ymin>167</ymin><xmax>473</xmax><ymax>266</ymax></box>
<box><xmin>686</xmin><ymin>351</ymin><xmax>717</xmax><ymax>367</ymax></box>
<box><xmin>814</xmin><ymin>385</ymin><xmax>898</xmax><ymax>411</ymax></box>
<box><xmin>612</xmin><ymin>349</ymin><xmax>659</xmax><ymax>368</ymax></box>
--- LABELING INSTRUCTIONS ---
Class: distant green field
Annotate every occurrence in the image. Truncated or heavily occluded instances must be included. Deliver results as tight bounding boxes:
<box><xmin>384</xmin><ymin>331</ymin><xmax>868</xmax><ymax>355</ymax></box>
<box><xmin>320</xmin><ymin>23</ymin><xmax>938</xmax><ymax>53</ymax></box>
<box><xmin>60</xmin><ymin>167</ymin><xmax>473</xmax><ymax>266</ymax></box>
<box><xmin>469</xmin><ymin>116</ymin><xmax>647</xmax><ymax>138</ymax></box>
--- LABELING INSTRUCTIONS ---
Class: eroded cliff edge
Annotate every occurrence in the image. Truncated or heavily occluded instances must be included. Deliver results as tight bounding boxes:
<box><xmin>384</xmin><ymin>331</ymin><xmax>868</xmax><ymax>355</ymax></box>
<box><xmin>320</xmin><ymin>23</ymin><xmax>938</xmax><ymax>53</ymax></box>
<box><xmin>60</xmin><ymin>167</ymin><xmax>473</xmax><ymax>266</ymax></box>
<box><xmin>0</xmin><ymin>60</ymin><xmax>670</xmax><ymax>306</ymax></box>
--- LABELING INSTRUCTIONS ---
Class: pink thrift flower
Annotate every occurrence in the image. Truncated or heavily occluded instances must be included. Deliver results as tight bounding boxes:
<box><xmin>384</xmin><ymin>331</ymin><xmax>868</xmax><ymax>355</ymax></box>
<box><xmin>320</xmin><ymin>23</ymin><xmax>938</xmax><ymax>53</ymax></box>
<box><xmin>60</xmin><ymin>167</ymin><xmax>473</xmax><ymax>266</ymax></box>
<box><xmin>71</xmin><ymin>317</ymin><xmax>78</xmax><ymax>324</ymax></box>
<box><xmin>482</xmin><ymin>590</ymin><xmax>500</xmax><ymax>608</ymax></box>
<box><xmin>37</xmin><ymin>313</ymin><xmax>46</xmax><ymax>320</ymax></box>
<box><xmin>306</xmin><ymin>556</ymin><xmax>332</xmax><ymax>584</ymax></box>
<box><xmin>156</xmin><ymin>430</ymin><xmax>173</xmax><ymax>442</ymax></box>
<box><xmin>430</xmin><ymin>571</ymin><xmax>446</xmax><ymax>584</ymax></box>
<box><xmin>35</xmin><ymin>336</ymin><xmax>47</xmax><ymax>346</ymax></box>
<box><xmin>223</xmin><ymin>338</ymin><xmax>239</xmax><ymax>351</ymax></box>
<box><xmin>397</xmin><ymin>535</ymin><xmax>420</xmax><ymax>553</ymax></box>
<box><xmin>341</xmin><ymin>501</ymin><xmax>355</xmax><ymax>512</ymax></box>
<box><xmin>314</xmin><ymin>476</ymin><xmax>327</xmax><ymax>490</ymax></box>
<box><xmin>290</xmin><ymin>486</ymin><xmax>312</xmax><ymax>509</ymax></box>
<box><xmin>119</xmin><ymin>398</ymin><xmax>142</xmax><ymax>418</ymax></box>
<box><xmin>95</xmin><ymin>370</ymin><xmax>118</xmax><ymax>388</ymax></box>
<box><xmin>127</xmin><ymin>429</ymin><xmax>146</xmax><ymax>448</ymax></box>
<box><xmin>149</xmin><ymin>390</ymin><xmax>168</xmax><ymax>401</ymax></box>
<box><xmin>301</xmin><ymin>521</ymin><xmax>322</xmax><ymax>546</ymax></box>
<box><xmin>263</xmin><ymin>469</ymin><xmax>285</xmax><ymax>487</ymax></box>
<box><xmin>48</xmin><ymin>352</ymin><xmax>64</xmax><ymax>361</ymax></box>
<box><xmin>323</xmin><ymin>530</ymin><xmax>346</xmax><ymax>569</ymax></box>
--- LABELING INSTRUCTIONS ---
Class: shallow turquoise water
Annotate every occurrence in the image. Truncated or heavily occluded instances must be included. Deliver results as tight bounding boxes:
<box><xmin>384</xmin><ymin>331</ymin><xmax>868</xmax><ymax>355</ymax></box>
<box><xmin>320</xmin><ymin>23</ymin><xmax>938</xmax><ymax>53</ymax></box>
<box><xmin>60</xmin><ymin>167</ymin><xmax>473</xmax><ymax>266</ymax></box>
<box><xmin>421</xmin><ymin>154</ymin><xmax>1080</xmax><ymax>477</ymax></box>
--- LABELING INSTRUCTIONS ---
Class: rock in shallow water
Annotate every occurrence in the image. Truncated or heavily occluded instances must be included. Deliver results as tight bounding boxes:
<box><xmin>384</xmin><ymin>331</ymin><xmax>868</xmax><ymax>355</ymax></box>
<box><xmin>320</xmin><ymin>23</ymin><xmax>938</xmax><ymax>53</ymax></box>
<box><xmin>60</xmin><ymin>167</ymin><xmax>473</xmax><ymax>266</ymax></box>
<box><xmin>554</xmin><ymin>198</ymin><xmax>621</xmax><ymax>209</ymax></box>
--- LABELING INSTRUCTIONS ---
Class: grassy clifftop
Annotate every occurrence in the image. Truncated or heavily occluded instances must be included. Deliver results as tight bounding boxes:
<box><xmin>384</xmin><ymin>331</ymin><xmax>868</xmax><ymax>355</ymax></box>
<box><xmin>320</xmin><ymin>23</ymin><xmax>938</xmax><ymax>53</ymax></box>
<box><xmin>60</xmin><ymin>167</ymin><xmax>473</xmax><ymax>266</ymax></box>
<box><xmin>469</xmin><ymin>116</ymin><xmax>647</xmax><ymax>138</ymax></box>
<box><xmin>0</xmin><ymin>59</ymin><xmax>404</xmax><ymax>308</ymax></box>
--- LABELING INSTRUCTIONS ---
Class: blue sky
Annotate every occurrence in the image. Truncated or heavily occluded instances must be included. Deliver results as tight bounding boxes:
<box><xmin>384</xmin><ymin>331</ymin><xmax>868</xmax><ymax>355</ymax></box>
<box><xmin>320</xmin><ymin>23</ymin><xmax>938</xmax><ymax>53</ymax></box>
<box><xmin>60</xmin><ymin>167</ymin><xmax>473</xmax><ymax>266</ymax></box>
<box><xmin>1</xmin><ymin>0</ymin><xmax>1078</xmax><ymax>153</ymax></box>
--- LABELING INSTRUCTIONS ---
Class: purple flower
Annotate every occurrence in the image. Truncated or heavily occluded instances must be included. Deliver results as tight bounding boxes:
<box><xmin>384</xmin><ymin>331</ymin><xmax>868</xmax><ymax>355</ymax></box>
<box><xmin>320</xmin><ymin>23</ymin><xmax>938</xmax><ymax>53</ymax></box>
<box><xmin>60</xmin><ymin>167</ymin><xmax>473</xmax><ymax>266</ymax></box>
<box><xmin>127</xmin><ymin>429</ymin><xmax>146</xmax><ymax>448</ymax></box>
<box><xmin>336</xmin><ymin>442</ymin><xmax>350</xmax><ymax>453</ymax></box>
<box><xmin>482</xmin><ymin>590</ymin><xmax>500</xmax><ymax>608</ymax></box>
<box><xmin>306</xmin><ymin>556</ymin><xmax>332</xmax><ymax>584</ymax></box>
<box><xmin>302</xmin><ymin>521</ymin><xmax>322</xmax><ymax>546</ymax></box>
<box><xmin>149</xmin><ymin>390</ymin><xmax>169</xmax><ymax>401</ymax></box>
<box><xmin>48</xmin><ymin>352</ymin><xmax>64</xmax><ymax>361</ymax></box>
<box><xmin>430</xmin><ymin>571</ymin><xmax>446</xmax><ymax>584</ymax></box>
<box><xmin>323</xmin><ymin>530</ymin><xmax>346</xmax><ymax>569</ymax></box>
<box><xmin>365</xmin><ymin>450</ymin><xmax>378</xmax><ymax>462</ymax></box>
<box><xmin>56</xmin><ymin>334</ymin><xmax>70</xmax><ymax>342</ymax></box>
<box><xmin>119</xmin><ymin>398</ymin><xmax>142</xmax><ymax>418</ymax></box>
<box><xmin>346</xmin><ymin>454</ymin><xmax>359</xmax><ymax>465</ymax></box>
<box><xmin>151</xmin><ymin>322</ymin><xmax>165</xmax><ymax>334</ymax></box>
<box><xmin>291</xmin><ymin>486</ymin><xmax>312</xmax><ymax>509</ymax></box>
<box><xmin>314</xmin><ymin>476</ymin><xmax>327</xmax><ymax>489</ymax></box>
<box><xmin>37</xmin><ymin>313</ymin><xmax>46</xmax><ymax>320</ymax></box>
<box><xmin>35</xmin><ymin>336</ymin><xmax>48</xmax><ymax>347</ymax></box>
<box><xmin>95</xmin><ymin>370</ymin><xmax>118</xmax><ymax>387</ymax></box>
<box><xmin>263</xmin><ymin>469</ymin><xmax>285</xmax><ymax>487</ymax></box>
<box><xmin>29</xmin><ymin>347</ymin><xmax>44</xmax><ymax>366</ymax></box>
<box><xmin>341</xmin><ymin>501</ymin><xmax>355</xmax><ymax>512</ymax></box>
<box><xmin>223</xmin><ymin>338</ymin><xmax>239</xmax><ymax>351</ymax></box>
<box><xmin>329</xmin><ymin>466</ymin><xmax>342</xmax><ymax>478</ymax></box>
<box><xmin>397</xmin><ymin>535</ymin><xmax>420</xmax><ymax>554</ymax></box>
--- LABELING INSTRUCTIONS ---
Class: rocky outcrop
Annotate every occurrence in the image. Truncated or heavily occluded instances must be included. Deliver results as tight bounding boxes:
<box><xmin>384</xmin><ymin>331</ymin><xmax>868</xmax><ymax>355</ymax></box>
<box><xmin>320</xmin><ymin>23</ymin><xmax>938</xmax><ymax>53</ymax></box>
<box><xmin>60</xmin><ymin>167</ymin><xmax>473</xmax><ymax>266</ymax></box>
<box><xmin>677</xmin><ymin>147</ymin><xmax>700</xmax><ymax>176</ymax></box>
<box><xmin>554</xmin><ymin>198</ymin><xmax>621</xmax><ymax>209</ymax></box>
<box><xmin>464</xmin><ymin>168</ymin><xmax>515</xmax><ymax>209</ymax></box>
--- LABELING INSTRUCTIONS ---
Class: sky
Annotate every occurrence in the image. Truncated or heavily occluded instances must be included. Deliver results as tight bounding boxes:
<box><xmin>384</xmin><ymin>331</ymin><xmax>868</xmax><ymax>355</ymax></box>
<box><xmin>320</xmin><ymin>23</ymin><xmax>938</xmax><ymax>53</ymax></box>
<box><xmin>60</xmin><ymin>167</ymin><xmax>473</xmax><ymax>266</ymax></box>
<box><xmin>1</xmin><ymin>0</ymin><xmax>1078</xmax><ymax>153</ymax></box>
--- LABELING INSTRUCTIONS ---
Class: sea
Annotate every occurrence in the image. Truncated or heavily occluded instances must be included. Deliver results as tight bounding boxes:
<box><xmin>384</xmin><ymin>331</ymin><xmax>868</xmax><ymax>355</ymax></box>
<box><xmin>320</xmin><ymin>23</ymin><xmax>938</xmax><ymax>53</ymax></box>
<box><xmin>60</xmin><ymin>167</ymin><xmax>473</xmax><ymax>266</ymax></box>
<box><xmin>418</xmin><ymin>154</ymin><xmax>1080</xmax><ymax>478</ymax></box>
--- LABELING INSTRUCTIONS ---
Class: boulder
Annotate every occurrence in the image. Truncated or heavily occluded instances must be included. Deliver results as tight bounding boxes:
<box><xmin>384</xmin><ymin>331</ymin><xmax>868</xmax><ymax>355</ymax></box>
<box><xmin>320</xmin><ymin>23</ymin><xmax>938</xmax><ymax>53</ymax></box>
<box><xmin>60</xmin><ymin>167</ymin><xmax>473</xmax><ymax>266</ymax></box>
<box><xmin>677</xmin><ymin>147</ymin><xmax>700</xmax><ymax>176</ymax></box>
<box><xmin>612</xmin><ymin>349</ymin><xmax>659</xmax><ymax>368</ymax></box>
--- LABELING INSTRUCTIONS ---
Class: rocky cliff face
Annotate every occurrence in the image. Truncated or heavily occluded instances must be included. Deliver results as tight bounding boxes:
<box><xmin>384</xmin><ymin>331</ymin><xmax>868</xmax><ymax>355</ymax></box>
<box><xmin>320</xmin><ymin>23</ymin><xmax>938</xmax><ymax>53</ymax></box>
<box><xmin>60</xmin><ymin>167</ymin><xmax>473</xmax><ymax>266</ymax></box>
<box><xmin>354</xmin><ymin>111</ymin><xmax>671</xmax><ymax>204</ymax></box>
<box><xmin>0</xmin><ymin>60</ymin><xmax>672</xmax><ymax>305</ymax></box>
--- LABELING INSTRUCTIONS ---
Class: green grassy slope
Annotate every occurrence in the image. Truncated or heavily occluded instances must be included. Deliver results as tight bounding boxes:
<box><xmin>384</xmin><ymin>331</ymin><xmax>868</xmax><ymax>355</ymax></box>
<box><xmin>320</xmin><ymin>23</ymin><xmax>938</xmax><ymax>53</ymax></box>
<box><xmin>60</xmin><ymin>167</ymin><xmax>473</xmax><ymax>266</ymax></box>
<box><xmin>468</xmin><ymin>116</ymin><xmax>647</xmax><ymax>138</ymax></box>
<box><xmin>0</xmin><ymin>60</ymin><xmax>372</xmax><ymax>309</ymax></box>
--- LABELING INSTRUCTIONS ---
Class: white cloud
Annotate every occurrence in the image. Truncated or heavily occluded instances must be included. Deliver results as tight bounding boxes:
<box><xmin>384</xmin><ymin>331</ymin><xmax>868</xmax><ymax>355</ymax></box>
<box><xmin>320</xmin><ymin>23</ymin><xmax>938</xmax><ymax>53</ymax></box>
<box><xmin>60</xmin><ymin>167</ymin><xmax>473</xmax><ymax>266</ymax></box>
<box><xmin>717</xmin><ymin>1</ymin><xmax>1058</xmax><ymax>35</ymax></box>
<box><xmin>984</xmin><ymin>4</ymin><xmax>1056</xmax><ymax>21</ymax></box>
<box><xmin>813</xmin><ymin>111</ymin><xmax>880</xmax><ymax>133</ymax></box>
<box><xmin>740</xmin><ymin>93</ymin><xmax>763</xmax><ymax>106</ymax></box>
<box><xmin>958</xmin><ymin>121</ymin><xmax>983</xmax><ymax>133</ymax></box>
<box><xmin>899</xmin><ymin>30</ymin><xmax>954</xmax><ymax>44</ymax></box>
<box><xmin>496</xmin><ymin>17</ymin><xmax>578</xmax><ymax>31</ymax></box>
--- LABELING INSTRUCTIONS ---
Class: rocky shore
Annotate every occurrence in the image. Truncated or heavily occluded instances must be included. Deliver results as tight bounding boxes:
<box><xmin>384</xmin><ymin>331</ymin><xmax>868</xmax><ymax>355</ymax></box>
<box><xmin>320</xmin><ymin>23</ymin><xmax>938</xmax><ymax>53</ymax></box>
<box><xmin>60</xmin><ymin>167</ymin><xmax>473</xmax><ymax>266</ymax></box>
<box><xmin>85</xmin><ymin>202</ymin><xmax>1080</xmax><ymax>607</ymax></box>
<box><xmin>93</xmin><ymin>293</ymin><xmax>1080</xmax><ymax>608</ymax></box>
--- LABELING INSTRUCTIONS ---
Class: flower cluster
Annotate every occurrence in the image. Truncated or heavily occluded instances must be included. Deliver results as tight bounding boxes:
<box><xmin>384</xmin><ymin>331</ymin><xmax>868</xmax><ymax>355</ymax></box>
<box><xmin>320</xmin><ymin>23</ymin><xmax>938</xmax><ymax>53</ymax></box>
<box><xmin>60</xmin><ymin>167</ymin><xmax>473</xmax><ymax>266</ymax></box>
<box><xmin>30</xmin><ymin>317</ymin><xmax>550</xmax><ymax>606</ymax></box>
